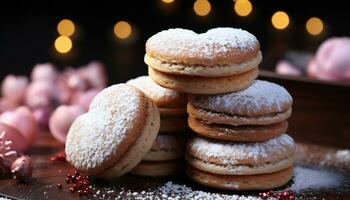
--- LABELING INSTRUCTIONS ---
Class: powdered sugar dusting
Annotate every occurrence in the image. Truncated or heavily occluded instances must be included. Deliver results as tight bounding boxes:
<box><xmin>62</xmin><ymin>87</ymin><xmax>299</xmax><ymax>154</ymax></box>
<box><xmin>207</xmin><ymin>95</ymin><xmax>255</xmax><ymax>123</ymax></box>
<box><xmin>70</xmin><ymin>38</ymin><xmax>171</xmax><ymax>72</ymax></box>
<box><xmin>146</xmin><ymin>28</ymin><xmax>258</xmax><ymax>62</ymax></box>
<box><xmin>92</xmin><ymin>181</ymin><xmax>262</xmax><ymax>200</ymax></box>
<box><xmin>65</xmin><ymin>84</ymin><xmax>145</xmax><ymax>172</ymax></box>
<box><xmin>188</xmin><ymin>134</ymin><xmax>295</xmax><ymax>165</ymax></box>
<box><xmin>127</xmin><ymin>76</ymin><xmax>185</xmax><ymax>106</ymax></box>
<box><xmin>189</xmin><ymin>80</ymin><xmax>293</xmax><ymax>116</ymax></box>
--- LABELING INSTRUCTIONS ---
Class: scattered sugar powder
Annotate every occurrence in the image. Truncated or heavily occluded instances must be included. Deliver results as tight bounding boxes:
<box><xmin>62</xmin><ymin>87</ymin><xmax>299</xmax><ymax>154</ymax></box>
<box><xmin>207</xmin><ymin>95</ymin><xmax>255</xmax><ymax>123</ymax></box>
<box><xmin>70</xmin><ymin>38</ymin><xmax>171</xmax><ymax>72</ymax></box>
<box><xmin>92</xmin><ymin>181</ymin><xmax>264</xmax><ymax>200</ymax></box>
<box><xmin>156</xmin><ymin>181</ymin><xmax>262</xmax><ymax>200</ymax></box>
<box><xmin>189</xmin><ymin>80</ymin><xmax>292</xmax><ymax>116</ymax></box>
<box><xmin>335</xmin><ymin>150</ymin><xmax>350</xmax><ymax>164</ymax></box>
<box><xmin>290</xmin><ymin>166</ymin><xmax>340</xmax><ymax>192</ymax></box>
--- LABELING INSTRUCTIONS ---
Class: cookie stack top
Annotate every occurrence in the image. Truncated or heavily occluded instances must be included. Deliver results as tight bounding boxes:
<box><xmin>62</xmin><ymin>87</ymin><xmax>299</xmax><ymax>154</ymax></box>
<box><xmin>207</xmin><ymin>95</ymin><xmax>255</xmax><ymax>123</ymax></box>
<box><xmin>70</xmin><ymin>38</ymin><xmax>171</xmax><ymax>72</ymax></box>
<box><xmin>145</xmin><ymin>28</ymin><xmax>262</xmax><ymax>94</ymax></box>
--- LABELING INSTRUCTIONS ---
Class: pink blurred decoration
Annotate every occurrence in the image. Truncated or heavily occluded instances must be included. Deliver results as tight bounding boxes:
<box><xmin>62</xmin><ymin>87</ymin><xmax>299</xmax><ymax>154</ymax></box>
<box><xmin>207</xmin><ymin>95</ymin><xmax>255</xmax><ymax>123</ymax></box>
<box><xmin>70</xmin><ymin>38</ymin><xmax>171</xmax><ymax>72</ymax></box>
<box><xmin>31</xmin><ymin>63</ymin><xmax>58</xmax><ymax>82</ymax></box>
<box><xmin>276</xmin><ymin>61</ymin><xmax>303</xmax><ymax>76</ymax></box>
<box><xmin>0</xmin><ymin>61</ymin><xmax>107</xmax><ymax>147</ymax></box>
<box><xmin>0</xmin><ymin>107</ymin><xmax>38</xmax><ymax>147</ymax></box>
<box><xmin>25</xmin><ymin>81</ymin><xmax>57</xmax><ymax>108</ymax></box>
<box><xmin>67</xmin><ymin>73</ymin><xmax>90</xmax><ymax>91</ymax></box>
<box><xmin>0</xmin><ymin>98</ymin><xmax>17</xmax><ymax>114</ymax></box>
<box><xmin>70</xmin><ymin>89</ymin><xmax>100</xmax><ymax>111</ymax></box>
<box><xmin>79</xmin><ymin>61</ymin><xmax>107</xmax><ymax>89</ymax></box>
<box><xmin>49</xmin><ymin>105</ymin><xmax>85</xmax><ymax>144</ymax></box>
<box><xmin>0</xmin><ymin>123</ymin><xmax>28</xmax><ymax>151</ymax></box>
<box><xmin>32</xmin><ymin>107</ymin><xmax>53</xmax><ymax>128</ymax></box>
<box><xmin>307</xmin><ymin>37</ymin><xmax>350</xmax><ymax>82</ymax></box>
<box><xmin>1</xmin><ymin>75</ymin><xmax>29</xmax><ymax>105</ymax></box>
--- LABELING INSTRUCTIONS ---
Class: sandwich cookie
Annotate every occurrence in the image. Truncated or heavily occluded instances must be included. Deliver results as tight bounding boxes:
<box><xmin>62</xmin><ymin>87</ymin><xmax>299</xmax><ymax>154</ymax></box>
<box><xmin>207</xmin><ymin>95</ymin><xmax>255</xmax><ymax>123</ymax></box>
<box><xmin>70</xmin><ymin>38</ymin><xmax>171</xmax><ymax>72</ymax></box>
<box><xmin>127</xmin><ymin>75</ymin><xmax>188</xmax><ymax>132</ymax></box>
<box><xmin>145</xmin><ymin>28</ymin><xmax>261</xmax><ymax>94</ymax></box>
<box><xmin>188</xmin><ymin>80</ymin><xmax>292</xmax><ymax>142</ymax></box>
<box><xmin>186</xmin><ymin>134</ymin><xmax>295</xmax><ymax>190</ymax></box>
<box><xmin>130</xmin><ymin>133</ymin><xmax>188</xmax><ymax>177</ymax></box>
<box><xmin>65</xmin><ymin>84</ymin><xmax>160</xmax><ymax>179</ymax></box>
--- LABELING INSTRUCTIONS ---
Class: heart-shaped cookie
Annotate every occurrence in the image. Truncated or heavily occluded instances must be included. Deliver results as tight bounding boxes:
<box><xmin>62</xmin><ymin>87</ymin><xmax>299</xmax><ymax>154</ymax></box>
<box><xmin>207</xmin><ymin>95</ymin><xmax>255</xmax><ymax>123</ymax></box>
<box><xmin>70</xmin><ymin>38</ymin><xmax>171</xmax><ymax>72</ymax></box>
<box><xmin>145</xmin><ymin>27</ymin><xmax>261</xmax><ymax>76</ymax></box>
<box><xmin>65</xmin><ymin>84</ymin><xmax>160</xmax><ymax>178</ymax></box>
<box><xmin>145</xmin><ymin>28</ymin><xmax>261</xmax><ymax>94</ymax></box>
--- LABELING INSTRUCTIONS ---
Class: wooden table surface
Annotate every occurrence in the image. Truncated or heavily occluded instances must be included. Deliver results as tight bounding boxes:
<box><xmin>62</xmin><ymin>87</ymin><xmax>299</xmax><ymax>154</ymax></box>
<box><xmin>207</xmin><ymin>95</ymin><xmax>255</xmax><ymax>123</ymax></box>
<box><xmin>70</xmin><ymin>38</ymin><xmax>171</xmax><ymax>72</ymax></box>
<box><xmin>1</xmin><ymin>72</ymin><xmax>350</xmax><ymax>199</ymax></box>
<box><xmin>0</xmin><ymin>132</ymin><xmax>350</xmax><ymax>200</ymax></box>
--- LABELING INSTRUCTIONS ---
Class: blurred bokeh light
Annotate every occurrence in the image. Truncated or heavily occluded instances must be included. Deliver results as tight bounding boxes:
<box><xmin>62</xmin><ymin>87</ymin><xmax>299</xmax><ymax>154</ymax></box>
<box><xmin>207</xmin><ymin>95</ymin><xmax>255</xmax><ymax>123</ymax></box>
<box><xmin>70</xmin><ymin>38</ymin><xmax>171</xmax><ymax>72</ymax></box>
<box><xmin>306</xmin><ymin>17</ymin><xmax>324</xmax><ymax>36</ymax></box>
<box><xmin>114</xmin><ymin>21</ymin><xmax>132</xmax><ymax>39</ymax></box>
<box><xmin>54</xmin><ymin>36</ymin><xmax>72</xmax><ymax>54</ymax></box>
<box><xmin>271</xmin><ymin>11</ymin><xmax>290</xmax><ymax>30</ymax></box>
<box><xmin>57</xmin><ymin>19</ymin><xmax>75</xmax><ymax>37</ymax></box>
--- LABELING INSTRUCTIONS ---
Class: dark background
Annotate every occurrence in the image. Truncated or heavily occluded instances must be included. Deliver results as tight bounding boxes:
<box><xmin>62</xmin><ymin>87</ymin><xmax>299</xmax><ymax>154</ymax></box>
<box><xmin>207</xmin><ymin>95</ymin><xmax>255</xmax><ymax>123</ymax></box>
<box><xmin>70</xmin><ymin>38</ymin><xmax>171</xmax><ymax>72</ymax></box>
<box><xmin>0</xmin><ymin>0</ymin><xmax>349</xmax><ymax>84</ymax></box>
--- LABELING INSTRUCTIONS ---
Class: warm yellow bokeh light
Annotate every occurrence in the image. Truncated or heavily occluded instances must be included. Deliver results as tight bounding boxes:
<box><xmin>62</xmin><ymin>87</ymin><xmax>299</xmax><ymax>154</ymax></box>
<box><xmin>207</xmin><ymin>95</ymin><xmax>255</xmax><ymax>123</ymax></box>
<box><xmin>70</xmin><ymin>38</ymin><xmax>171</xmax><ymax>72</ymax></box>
<box><xmin>114</xmin><ymin>21</ymin><xmax>132</xmax><ymax>39</ymax></box>
<box><xmin>306</xmin><ymin>17</ymin><xmax>324</xmax><ymax>35</ymax></box>
<box><xmin>161</xmin><ymin>0</ymin><xmax>175</xmax><ymax>4</ymax></box>
<box><xmin>55</xmin><ymin>36</ymin><xmax>72</xmax><ymax>53</ymax></box>
<box><xmin>57</xmin><ymin>19</ymin><xmax>75</xmax><ymax>37</ymax></box>
<box><xmin>271</xmin><ymin>11</ymin><xmax>290</xmax><ymax>30</ymax></box>
<box><xmin>193</xmin><ymin>0</ymin><xmax>211</xmax><ymax>17</ymax></box>
<box><xmin>234</xmin><ymin>0</ymin><xmax>252</xmax><ymax>17</ymax></box>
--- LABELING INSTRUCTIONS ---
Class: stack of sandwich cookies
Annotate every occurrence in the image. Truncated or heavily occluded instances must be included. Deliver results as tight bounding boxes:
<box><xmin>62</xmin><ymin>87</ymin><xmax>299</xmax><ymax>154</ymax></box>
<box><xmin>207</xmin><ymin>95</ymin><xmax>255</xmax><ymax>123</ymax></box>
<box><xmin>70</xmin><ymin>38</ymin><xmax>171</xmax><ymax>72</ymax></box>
<box><xmin>186</xmin><ymin>80</ymin><xmax>295</xmax><ymax>190</ymax></box>
<box><xmin>127</xmin><ymin>76</ymin><xmax>188</xmax><ymax>177</ymax></box>
<box><xmin>145</xmin><ymin>28</ymin><xmax>262</xmax><ymax>94</ymax></box>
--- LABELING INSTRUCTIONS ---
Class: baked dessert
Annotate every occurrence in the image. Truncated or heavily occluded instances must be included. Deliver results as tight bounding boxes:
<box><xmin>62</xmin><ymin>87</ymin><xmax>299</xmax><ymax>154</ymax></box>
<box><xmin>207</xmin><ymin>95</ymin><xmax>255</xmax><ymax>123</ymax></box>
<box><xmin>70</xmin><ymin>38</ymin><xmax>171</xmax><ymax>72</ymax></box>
<box><xmin>127</xmin><ymin>75</ymin><xmax>187</xmax><ymax>132</ymax></box>
<box><xmin>187</xmin><ymin>80</ymin><xmax>292</xmax><ymax>142</ymax></box>
<box><xmin>145</xmin><ymin>28</ymin><xmax>261</xmax><ymax>94</ymax></box>
<box><xmin>127</xmin><ymin>76</ymin><xmax>188</xmax><ymax>176</ymax></box>
<box><xmin>65</xmin><ymin>84</ymin><xmax>160</xmax><ymax>179</ymax></box>
<box><xmin>130</xmin><ymin>134</ymin><xmax>187</xmax><ymax>177</ymax></box>
<box><xmin>186</xmin><ymin>134</ymin><xmax>295</xmax><ymax>190</ymax></box>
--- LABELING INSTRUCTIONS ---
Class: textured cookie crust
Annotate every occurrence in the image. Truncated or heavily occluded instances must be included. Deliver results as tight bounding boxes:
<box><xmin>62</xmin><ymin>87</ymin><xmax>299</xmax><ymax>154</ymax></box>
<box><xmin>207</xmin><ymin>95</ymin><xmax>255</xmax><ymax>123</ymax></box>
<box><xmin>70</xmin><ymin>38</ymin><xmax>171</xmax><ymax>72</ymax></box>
<box><xmin>149</xmin><ymin>67</ymin><xmax>258</xmax><ymax>94</ymax></box>
<box><xmin>127</xmin><ymin>75</ymin><xmax>187</xmax><ymax>108</ymax></box>
<box><xmin>188</xmin><ymin>117</ymin><xmax>288</xmax><ymax>142</ymax></box>
<box><xmin>188</xmin><ymin>80</ymin><xmax>293</xmax><ymax>117</ymax></box>
<box><xmin>146</xmin><ymin>28</ymin><xmax>260</xmax><ymax>66</ymax></box>
<box><xmin>186</xmin><ymin>165</ymin><xmax>293</xmax><ymax>191</ymax></box>
<box><xmin>143</xmin><ymin>133</ymin><xmax>187</xmax><ymax>161</ymax></box>
<box><xmin>65</xmin><ymin>84</ymin><xmax>160</xmax><ymax>177</ymax></box>
<box><xmin>187</xmin><ymin>102</ymin><xmax>291</xmax><ymax>125</ymax></box>
<box><xmin>186</xmin><ymin>134</ymin><xmax>295</xmax><ymax>175</ymax></box>
<box><xmin>144</xmin><ymin>51</ymin><xmax>261</xmax><ymax>77</ymax></box>
<box><xmin>131</xmin><ymin>161</ymin><xmax>184</xmax><ymax>177</ymax></box>
<box><xmin>99</xmin><ymin>101</ymin><xmax>160</xmax><ymax>179</ymax></box>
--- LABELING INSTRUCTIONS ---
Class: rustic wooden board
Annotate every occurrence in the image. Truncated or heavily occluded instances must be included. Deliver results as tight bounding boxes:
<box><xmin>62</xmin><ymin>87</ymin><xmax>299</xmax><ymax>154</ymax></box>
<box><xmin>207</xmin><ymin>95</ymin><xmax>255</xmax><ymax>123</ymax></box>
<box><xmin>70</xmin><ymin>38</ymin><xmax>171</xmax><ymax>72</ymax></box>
<box><xmin>0</xmin><ymin>132</ymin><xmax>350</xmax><ymax>200</ymax></box>
<box><xmin>1</xmin><ymin>73</ymin><xmax>350</xmax><ymax>199</ymax></box>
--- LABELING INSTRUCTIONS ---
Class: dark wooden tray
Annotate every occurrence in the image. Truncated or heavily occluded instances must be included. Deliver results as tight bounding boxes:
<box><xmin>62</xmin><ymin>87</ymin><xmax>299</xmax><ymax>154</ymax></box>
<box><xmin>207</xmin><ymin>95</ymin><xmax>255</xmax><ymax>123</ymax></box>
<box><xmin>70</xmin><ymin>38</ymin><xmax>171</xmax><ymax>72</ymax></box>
<box><xmin>1</xmin><ymin>71</ymin><xmax>350</xmax><ymax>199</ymax></box>
<box><xmin>0</xmin><ymin>132</ymin><xmax>350</xmax><ymax>200</ymax></box>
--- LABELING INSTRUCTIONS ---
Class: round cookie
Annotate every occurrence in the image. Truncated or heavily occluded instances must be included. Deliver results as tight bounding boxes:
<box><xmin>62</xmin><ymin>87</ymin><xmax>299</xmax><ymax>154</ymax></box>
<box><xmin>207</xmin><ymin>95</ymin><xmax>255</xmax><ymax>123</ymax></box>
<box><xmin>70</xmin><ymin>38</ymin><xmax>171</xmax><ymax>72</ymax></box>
<box><xmin>143</xmin><ymin>133</ymin><xmax>187</xmax><ymax>161</ymax></box>
<box><xmin>65</xmin><ymin>84</ymin><xmax>160</xmax><ymax>179</ymax></box>
<box><xmin>186</xmin><ymin>165</ymin><xmax>293</xmax><ymax>191</ymax></box>
<box><xmin>188</xmin><ymin>116</ymin><xmax>288</xmax><ymax>142</ymax></box>
<box><xmin>145</xmin><ymin>28</ymin><xmax>261</xmax><ymax>75</ymax></box>
<box><xmin>149</xmin><ymin>67</ymin><xmax>259</xmax><ymax>94</ymax></box>
<box><xmin>131</xmin><ymin>161</ymin><xmax>184</xmax><ymax>177</ymax></box>
<box><xmin>186</xmin><ymin>134</ymin><xmax>295</xmax><ymax>176</ymax></box>
<box><xmin>127</xmin><ymin>75</ymin><xmax>187</xmax><ymax>110</ymax></box>
<box><xmin>127</xmin><ymin>75</ymin><xmax>188</xmax><ymax>132</ymax></box>
<box><xmin>187</xmin><ymin>80</ymin><xmax>293</xmax><ymax>125</ymax></box>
